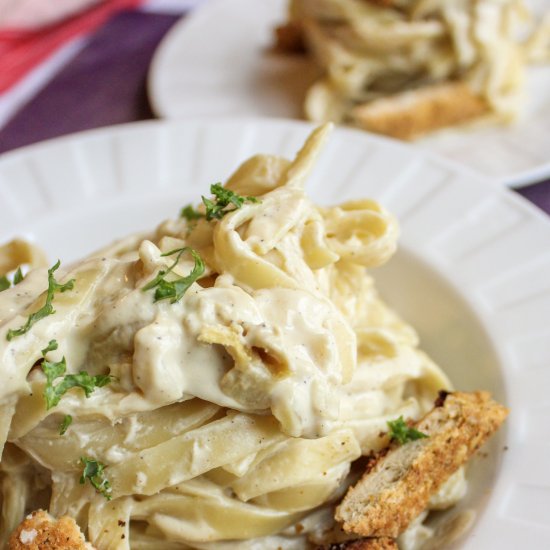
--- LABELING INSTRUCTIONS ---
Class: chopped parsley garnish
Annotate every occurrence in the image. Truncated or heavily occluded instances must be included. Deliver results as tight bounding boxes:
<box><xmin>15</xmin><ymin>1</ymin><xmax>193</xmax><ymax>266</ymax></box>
<box><xmin>59</xmin><ymin>414</ymin><xmax>72</xmax><ymax>435</ymax></box>
<box><xmin>180</xmin><ymin>204</ymin><xmax>203</xmax><ymax>221</ymax></box>
<box><xmin>203</xmin><ymin>183</ymin><xmax>259</xmax><ymax>221</ymax></box>
<box><xmin>387</xmin><ymin>416</ymin><xmax>428</xmax><ymax>445</ymax></box>
<box><xmin>180</xmin><ymin>184</ymin><xmax>260</xmax><ymax>223</ymax></box>
<box><xmin>41</xmin><ymin>339</ymin><xmax>58</xmax><ymax>356</ymax></box>
<box><xmin>0</xmin><ymin>267</ymin><xmax>25</xmax><ymax>293</ymax></box>
<box><xmin>80</xmin><ymin>457</ymin><xmax>112</xmax><ymax>500</ymax></box>
<box><xmin>6</xmin><ymin>261</ymin><xmax>74</xmax><ymax>341</ymax></box>
<box><xmin>0</xmin><ymin>276</ymin><xmax>9</xmax><ymax>292</ymax></box>
<box><xmin>142</xmin><ymin>247</ymin><xmax>205</xmax><ymax>303</ymax></box>
<box><xmin>40</xmin><ymin>339</ymin><xmax>115</xmax><ymax>410</ymax></box>
<box><xmin>13</xmin><ymin>267</ymin><xmax>24</xmax><ymax>285</ymax></box>
<box><xmin>43</xmin><ymin>365</ymin><xmax>114</xmax><ymax>410</ymax></box>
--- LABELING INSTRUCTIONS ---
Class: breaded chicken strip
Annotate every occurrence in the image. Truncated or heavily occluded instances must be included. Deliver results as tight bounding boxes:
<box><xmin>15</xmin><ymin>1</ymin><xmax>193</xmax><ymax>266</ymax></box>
<box><xmin>336</xmin><ymin>391</ymin><xmax>508</xmax><ymax>537</ymax></box>
<box><xmin>8</xmin><ymin>510</ymin><xmax>94</xmax><ymax>550</ymax></box>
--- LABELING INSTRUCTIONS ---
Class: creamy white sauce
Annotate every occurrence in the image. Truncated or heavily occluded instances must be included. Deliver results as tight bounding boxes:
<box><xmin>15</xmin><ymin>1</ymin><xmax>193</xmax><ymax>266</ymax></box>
<box><xmin>0</xmin><ymin>249</ymin><xmax>356</xmax><ymax>438</ymax></box>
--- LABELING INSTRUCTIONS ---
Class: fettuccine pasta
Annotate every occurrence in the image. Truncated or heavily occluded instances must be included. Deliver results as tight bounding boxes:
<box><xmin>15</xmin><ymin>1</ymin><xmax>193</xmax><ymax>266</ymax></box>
<box><xmin>0</xmin><ymin>125</ymin><xmax>463</xmax><ymax>549</ymax></box>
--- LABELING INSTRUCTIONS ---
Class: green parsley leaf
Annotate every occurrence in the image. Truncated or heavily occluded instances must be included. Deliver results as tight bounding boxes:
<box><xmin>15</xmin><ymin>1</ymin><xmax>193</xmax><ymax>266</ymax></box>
<box><xmin>59</xmin><ymin>414</ymin><xmax>72</xmax><ymax>435</ymax></box>
<box><xmin>0</xmin><ymin>267</ymin><xmax>25</xmax><ymax>293</ymax></box>
<box><xmin>180</xmin><ymin>204</ymin><xmax>203</xmax><ymax>221</ymax></box>
<box><xmin>6</xmin><ymin>260</ymin><xmax>74</xmax><ymax>341</ymax></box>
<box><xmin>41</xmin><ymin>339</ymin><xmax>59</xmax><ymax>356</ymax></box>
<box><xmin>179</xmin><ymin>184</ymin><xmax>260</xmax><ymax>224</ymax></box>
<box><xmin>202</xmin><ymin>183</ymin><xmax>259</xmax><ymax>221</ymax></box>
<box><xmin>13</xmin><ymin>267</ymin><xmax>24</xmax><ymax>285</ymax></box>
<box><xmin>42</xmin><ymin>365</ymin><xmax>115</xmax><ymax>410</ymax></box>
<box><xmin>80</xmin><ymin>457</ymin><xmax>112</xmax><ymax>500</ymax></box>
<box><xmin>387</xmin><ymin>416</ymin><xmax>428</xmax><ymax>445</ymax></box>
<box><xmin>40</xmin><ymin>342</ymin><xmax>115</xmax><ymax>410</ymax></box>
<box><xmin>0</xmin><ymin>276</ymin><xmax>9</xmax><ymax>292</ymax></box>
<box><xmin>41</xmin><ymin>356</ymin><xmax>68</xmax><ymax>409</ymax></box>
<box><xmin>142</xmin><ymin>247</ymin><xmax>205</xmax><ymax>303</ymax></box>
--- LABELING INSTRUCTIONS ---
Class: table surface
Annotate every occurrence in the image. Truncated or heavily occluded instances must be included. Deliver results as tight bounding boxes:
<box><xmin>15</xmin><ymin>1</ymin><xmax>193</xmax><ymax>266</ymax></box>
<box><xmin>0</xmin><ymin>2</ymin><xmax>549</xmax><ymax>216</ymax></box>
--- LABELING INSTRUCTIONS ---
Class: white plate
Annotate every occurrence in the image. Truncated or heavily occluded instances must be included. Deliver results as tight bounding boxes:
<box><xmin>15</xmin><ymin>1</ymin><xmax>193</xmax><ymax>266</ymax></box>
<box><xmin>1</xmin><ymin>118</ymin><xmax>550</xmax><ymax>547</ymax></box>
<box><xmin>148</xmin><ymin>0</ymin><xmax>550</xmax><ymax>187</ymax></box>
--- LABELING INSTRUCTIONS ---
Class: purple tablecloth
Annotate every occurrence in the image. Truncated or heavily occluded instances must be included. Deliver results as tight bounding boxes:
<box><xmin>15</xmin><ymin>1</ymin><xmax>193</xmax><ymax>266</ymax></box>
<box><xmin>0</xmin><ymin>11</ymin><xmax>179</xmax><ymax>152</ymax></box>
<box><xmin>516</xmin><ymin>180</ymin><xmax>550</xmax><ymax>215</ymax></box>
<box><xmin>0</xmin><ymin>8</ymin><xmax>549</xmax><ymax>215</ymax></box>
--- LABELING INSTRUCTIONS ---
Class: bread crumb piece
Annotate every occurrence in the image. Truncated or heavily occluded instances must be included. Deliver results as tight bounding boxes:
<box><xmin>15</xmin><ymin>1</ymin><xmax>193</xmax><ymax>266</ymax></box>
<box><xmin>9</xmin><ymin>510</ymin><xmax>95</xmax><ymax>550</ymax></box>
<box><xmin>19</xmin><ymin>529</ymin><xmax>37</xmax><ymax>544</ymax></box>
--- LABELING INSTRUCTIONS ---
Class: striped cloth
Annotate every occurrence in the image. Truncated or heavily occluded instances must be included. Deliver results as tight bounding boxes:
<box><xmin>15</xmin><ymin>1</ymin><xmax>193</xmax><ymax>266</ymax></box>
<box><xmin>0</xmin><ymin>0</ymin><xmax>144</xmax><ymax>93</ymax></box>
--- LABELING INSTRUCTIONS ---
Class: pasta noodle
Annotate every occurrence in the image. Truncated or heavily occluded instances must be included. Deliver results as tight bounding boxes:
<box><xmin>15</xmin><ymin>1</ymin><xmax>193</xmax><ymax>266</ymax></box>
<box><xmin>0</xmin><ymin>124</ymin><xmax>464</xmax><ymax>548</ymax></box>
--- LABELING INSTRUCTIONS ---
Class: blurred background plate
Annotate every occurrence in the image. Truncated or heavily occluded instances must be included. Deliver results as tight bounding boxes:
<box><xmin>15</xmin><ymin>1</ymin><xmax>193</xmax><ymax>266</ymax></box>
<box><xmin>1</xmin><ymin>117</ymin><xmax>550</xmax><ymax>547</ymax></box>
<box><xmin>148</xmin><ymin>0</ymin><xmax>550</xmax><ymax>187</ymax></box>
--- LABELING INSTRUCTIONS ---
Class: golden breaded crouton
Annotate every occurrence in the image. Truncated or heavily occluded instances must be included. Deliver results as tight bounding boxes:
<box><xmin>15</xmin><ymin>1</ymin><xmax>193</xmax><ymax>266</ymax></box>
<box><xmin>8</xmin><ymin>510</ymin><xmax>94</xmax><ymax>550</ymax></box>
<box><xmin>336</xmin><ymin>391</ymin><xmax>508</xmax><ymax>537</ymax></box>
<box><xmin>351</xmin><ymin>82</ymin><xmax>489</xmax><ymax>140</ymax></box>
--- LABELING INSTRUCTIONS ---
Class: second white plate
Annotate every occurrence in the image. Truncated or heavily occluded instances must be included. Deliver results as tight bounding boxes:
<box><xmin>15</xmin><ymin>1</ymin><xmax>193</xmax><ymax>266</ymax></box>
<box><xmin>148</xmin><ymin>0</ymin><xmax>550</xmax><ymax>187</ymax></box>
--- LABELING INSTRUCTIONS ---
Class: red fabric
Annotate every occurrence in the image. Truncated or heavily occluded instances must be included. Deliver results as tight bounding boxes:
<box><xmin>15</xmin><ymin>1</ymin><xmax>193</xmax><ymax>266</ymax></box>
<box><xmin>0</xmin><ymin>0</ymin><xmax>144</xmax><ymax>93</ymax></box>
